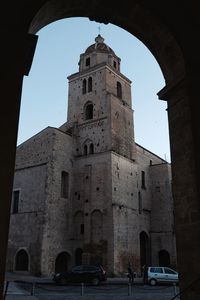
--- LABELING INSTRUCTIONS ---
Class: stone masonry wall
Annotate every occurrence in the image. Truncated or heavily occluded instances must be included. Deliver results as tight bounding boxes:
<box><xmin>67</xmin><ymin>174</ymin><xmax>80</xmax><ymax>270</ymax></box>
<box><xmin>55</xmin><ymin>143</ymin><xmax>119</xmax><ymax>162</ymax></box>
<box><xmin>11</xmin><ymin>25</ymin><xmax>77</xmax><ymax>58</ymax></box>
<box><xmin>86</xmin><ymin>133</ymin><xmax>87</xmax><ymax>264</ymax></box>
<box><xmin>7</xmin><ymin>127</ymin><xmax>57</xmax><ymax>275</ymax></box>
<box><xmin>149</xmin><ymin>163</ymin><xmax>177</xmax><ymax>268</ymax></box>
<box><xmin>40</xmin><ymin>128</ymin><xmax>73</xmax><ymax>275</ymax></box>
<box><xmin>72</xmin><ymin>152</ymin><xmax>113</xmax><ymax>272</ymax></box>
<box><xmin>111</xmin><ymin>152</ymin><xmax>140</xmax><ymax>274</ymax></box>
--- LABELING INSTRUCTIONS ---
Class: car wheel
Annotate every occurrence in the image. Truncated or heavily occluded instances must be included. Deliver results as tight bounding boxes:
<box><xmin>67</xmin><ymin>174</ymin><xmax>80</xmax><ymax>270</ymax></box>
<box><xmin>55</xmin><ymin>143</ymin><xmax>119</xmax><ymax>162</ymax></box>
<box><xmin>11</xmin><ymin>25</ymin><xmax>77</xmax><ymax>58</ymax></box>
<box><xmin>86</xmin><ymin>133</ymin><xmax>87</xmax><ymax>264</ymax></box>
<box><xmin>92</xmin><ymin>278</ymin><xmax>100</xmax><ymax>286</ymax></box>
<box><xmin>60</xmin><ymin>277</ymin><xmax>67</xmax><ymax>285</ymax></box>
<box><xmin>149</xmin><ymin>279</ymin><xmax>157</xmax><ymax>286</ymax></box>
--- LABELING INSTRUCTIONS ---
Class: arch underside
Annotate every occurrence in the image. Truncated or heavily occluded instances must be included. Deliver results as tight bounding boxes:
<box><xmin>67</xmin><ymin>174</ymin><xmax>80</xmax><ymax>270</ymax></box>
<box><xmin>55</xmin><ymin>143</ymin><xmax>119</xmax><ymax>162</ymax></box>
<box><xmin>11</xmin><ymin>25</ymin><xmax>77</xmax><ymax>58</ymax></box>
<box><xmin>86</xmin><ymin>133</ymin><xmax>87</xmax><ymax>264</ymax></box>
<box><xmin>29</xmin><ymin>0</ymin><xmax>185</xmax><ymax>86</ymax></box>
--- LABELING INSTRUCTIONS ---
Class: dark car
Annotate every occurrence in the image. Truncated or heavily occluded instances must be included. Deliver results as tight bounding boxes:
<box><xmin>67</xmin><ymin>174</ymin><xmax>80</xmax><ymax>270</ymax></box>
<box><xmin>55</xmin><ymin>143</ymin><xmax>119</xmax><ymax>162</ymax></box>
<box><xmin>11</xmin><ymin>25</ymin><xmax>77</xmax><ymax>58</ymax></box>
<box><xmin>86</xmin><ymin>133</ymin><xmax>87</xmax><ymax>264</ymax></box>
<box><xmin>53</xmin><ymin>264</ymin><xmax>107</xmax><ymax>286</ymax></box>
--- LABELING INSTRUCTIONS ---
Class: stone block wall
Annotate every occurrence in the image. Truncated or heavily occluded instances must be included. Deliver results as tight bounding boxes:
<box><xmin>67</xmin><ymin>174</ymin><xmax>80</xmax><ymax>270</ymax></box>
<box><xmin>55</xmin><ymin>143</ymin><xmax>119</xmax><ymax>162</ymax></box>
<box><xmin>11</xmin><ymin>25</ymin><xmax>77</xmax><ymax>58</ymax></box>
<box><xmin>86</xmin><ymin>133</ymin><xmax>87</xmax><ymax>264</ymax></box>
<box><xmin>72</xmin><ymin>152</ymin><xmax>113</xmax><ymax>272</ymax></box>
<box><xmin>7</xmin><ymin>127</ymin><xmax>57</xmax><ymax>275</ymax></box>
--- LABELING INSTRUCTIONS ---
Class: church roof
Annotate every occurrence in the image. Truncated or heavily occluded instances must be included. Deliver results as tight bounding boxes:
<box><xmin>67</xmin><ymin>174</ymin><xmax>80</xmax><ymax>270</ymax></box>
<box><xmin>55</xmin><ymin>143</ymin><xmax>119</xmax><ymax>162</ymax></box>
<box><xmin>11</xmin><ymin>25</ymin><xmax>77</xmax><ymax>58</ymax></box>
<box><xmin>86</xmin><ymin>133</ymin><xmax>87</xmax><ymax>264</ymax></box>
<box><xmin>85</xmin><ymin>34</ymin><xmax>116</xmax><ymax>56</ymax></box>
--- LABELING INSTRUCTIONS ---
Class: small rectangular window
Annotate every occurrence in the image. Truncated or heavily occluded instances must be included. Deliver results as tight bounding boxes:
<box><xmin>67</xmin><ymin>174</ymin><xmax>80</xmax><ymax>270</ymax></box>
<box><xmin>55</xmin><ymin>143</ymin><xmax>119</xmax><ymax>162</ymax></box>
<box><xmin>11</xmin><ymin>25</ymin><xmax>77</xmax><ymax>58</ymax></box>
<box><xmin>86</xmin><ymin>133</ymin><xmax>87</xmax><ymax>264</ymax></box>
<box><xmin>61</xmin><ymin>171</ymin><xmax>69</xmax><ymax>198</ymax></box>
<box><xmin>138</xmin><ymin>191</ymin><xmax>142</xmax><ymax>214</ymax></box>
<box><xmin>113</xmin><ymin>61</ymin><xmax>117</xmax><ymax>68</ymax></box>
<box><xmin>141</xmin><ymin>171</ymin><xmax>146</xmax><ymax>189</ymax></box>
<box><xmin>13</xmin><ymin>190</ymin><xmax>20</xmax><ymax>214</ymax></box>
<box><xmin>86</xmin><ymin>57</ymin><xmax>90</xmax><ymax>66</ymax></box>
<box><xmin>80</xmin><ymin>224</ymin><xmax>84</xmax><ymax>234</ymax></box>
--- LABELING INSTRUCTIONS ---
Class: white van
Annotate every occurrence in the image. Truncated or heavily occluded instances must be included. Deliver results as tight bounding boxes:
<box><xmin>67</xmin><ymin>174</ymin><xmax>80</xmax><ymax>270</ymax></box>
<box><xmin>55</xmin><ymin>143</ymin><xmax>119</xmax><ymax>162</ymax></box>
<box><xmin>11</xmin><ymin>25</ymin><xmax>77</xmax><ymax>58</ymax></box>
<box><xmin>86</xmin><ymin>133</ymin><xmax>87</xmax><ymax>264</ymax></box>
<box><xmin>147</xmin><ymin>267</ymin><xmax>179</xmax><ymax>286</ymax></box>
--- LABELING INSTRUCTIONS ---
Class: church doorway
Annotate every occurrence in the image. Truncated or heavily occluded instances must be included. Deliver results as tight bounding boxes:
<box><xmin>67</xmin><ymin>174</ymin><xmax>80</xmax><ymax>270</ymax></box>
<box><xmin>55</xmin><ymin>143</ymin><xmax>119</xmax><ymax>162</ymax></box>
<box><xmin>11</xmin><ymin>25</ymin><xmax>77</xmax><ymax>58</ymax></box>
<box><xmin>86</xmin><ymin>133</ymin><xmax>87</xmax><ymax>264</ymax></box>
<box><xmin>159</xmin><ymin>250</ymin><xmax>170</xmax><ymax>267</ymax></box>
<box><xmin>140</xmin><ymin>231</ymin><xmax>150</xmax><ymax>270</ymax></box>
<box><xmin>55</xmin><ymin>252</ymin><xmax>70</xmax><ymax>273</ymax></box>
<box><xmin>15</xmin><ymin>249</ymin><xmax>29</xmax><ymax>271</ymax></box>
<box><xmin>75</xmin><ymin>248</ymin><xmax>83</xmax><ymax>265</ymax></box>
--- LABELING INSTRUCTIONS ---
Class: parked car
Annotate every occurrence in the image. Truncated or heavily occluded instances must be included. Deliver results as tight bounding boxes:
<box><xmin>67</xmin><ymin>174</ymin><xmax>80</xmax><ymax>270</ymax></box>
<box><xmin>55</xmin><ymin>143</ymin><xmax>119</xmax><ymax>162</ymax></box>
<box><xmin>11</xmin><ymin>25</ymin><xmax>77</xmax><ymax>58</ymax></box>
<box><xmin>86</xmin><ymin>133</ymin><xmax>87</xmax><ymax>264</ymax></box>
<box><xmin>147</xmin><ymin>266</ymin><xmax>179</xmax><ymax>286</ymax></box>
<box><xmin>53</xmin><ymin>264</ymin><xmax>107</xmax><ymax>286</ymax></box>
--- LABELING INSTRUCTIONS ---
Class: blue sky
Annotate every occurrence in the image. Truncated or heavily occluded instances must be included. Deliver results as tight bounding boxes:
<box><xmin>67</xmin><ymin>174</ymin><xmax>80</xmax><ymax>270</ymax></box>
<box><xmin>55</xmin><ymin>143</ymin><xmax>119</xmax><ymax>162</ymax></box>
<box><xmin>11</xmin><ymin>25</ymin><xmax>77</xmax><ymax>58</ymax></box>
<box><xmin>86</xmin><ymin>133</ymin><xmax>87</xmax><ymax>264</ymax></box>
<box><xmin>19</xmin><ymin>17</ymin><xmax>170</xmax><ymax>161</ymax></box>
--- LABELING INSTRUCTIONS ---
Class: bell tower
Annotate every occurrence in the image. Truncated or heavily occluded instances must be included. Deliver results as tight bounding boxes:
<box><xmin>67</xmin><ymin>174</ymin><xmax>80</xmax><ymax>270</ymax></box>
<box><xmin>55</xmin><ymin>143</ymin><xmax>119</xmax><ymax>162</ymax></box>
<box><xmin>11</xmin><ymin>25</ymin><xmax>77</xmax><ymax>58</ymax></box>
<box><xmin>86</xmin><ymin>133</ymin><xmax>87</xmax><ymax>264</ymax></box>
<box><xmin>67</xmin><ymin>34</ymin><xmax>136</xmax><ymax>161</ymax></box>
<box><xmin>67</xmin><ymin>35</ymin><xmax>137</xmax><ymax>272</ymax></box>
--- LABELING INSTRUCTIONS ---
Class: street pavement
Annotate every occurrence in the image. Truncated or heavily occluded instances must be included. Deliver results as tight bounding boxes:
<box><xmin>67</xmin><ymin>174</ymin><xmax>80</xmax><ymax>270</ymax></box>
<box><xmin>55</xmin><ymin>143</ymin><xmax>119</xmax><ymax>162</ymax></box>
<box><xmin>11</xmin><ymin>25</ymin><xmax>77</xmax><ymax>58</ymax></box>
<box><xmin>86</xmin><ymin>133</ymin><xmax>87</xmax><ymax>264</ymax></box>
<box><xmin>4</xmin><ymin>272</ymin><xmax>180</xmax><ymax>300</ymax></box>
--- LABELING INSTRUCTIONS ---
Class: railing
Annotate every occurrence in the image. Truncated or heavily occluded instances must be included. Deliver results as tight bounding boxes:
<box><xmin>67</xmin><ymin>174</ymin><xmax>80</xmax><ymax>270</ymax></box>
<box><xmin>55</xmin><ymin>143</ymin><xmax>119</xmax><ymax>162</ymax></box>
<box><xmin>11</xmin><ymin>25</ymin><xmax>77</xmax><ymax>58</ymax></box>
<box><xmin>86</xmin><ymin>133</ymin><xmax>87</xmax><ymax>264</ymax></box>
<box><xmin>3</xmin><ymin>279</ymin><xmax>180</xmax><ymax>299</ymax></box>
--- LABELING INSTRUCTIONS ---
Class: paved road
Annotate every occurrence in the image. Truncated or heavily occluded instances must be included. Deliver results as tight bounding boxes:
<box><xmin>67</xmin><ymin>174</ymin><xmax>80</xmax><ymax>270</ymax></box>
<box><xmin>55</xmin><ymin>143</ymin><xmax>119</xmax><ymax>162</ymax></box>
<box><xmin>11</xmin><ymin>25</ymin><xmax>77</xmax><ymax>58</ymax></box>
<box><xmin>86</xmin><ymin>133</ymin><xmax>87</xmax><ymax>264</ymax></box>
<box><xmin>4</xmin><ymin>273</ymin><xmax>180</xmax><ymax>300</ymax></box>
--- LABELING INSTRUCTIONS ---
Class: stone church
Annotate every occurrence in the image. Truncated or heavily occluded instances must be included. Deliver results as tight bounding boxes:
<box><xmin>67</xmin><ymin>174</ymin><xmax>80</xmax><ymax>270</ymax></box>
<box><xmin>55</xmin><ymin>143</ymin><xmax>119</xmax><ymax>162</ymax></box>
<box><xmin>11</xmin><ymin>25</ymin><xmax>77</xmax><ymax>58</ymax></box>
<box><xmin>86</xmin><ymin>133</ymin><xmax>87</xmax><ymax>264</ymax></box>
<box><xmin>7</xmin><ymin>35</ymin><xmax>176</xmax><ymax>277</ymax></box>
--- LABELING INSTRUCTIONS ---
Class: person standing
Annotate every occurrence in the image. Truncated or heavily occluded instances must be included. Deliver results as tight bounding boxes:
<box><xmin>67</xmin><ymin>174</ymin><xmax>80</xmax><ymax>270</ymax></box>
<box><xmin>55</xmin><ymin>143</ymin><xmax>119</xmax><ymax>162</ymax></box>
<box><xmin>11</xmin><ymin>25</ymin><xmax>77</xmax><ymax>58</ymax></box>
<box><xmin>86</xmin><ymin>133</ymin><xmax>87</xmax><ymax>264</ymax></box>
<box><xmin>142</xmin><ymin>264</ymin><xmax>148</xmax><ymax>284</ymax></box>
<box><xmin>128</xmin><ymin>262</ymin><xmax>134</xmax><ymax>284</ymax></box>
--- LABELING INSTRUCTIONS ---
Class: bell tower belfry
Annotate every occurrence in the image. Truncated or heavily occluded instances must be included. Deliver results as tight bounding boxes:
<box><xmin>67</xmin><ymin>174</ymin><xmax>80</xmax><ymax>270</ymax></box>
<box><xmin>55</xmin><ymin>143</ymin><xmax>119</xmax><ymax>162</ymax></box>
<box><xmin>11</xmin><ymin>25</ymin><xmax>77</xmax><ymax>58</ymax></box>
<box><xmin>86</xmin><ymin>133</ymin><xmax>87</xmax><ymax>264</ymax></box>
<box><xmin>67</xmin><ymin>34</ymin><xmax>136</xmax><ymax>161</ymax></box>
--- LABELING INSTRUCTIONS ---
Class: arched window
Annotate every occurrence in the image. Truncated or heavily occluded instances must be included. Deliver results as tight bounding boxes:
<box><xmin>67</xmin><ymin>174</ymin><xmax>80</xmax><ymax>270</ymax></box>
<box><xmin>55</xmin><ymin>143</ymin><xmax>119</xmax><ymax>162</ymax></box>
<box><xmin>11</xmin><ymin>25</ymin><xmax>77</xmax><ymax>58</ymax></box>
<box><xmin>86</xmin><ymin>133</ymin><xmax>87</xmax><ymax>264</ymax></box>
<box><xmin>84</xmin><ymin>144</ymin><xmax>88</xmax><ymax>155</ymax></box>
<box><xmin>55</xmin><ymin>252</ymin><xmax>70</xmax><ymax>273</ymax></box>
<box><xmin>85</xmin><ymin>103</ymin><xmax>93</xmax><ymax>120</ymax></box>
<box><xmin>82</xmin><ymin>79</ymin><xmax>87</xmax><ymax>94</ymax></box>
<box><xmin>117</xmin><ymin>81</ymin><xmax>122</xmax><ymax>98</ymax></box>
<box><xmin>61</xmin><ymin>171</ymin><xmax>69</xmax><ymax>198</ymax></box>
<box><xmin>88</xmin><ymin>77</ymin><xmax>92</xmax><ymax>92</ymax></box>
<box><xmin>15</xmin><ymin>249</ymin><xmax>29</xmax><ymax>271</ymax></box>
<box><xmin>89</xmin><ymin>143</ymin><xmax>94</xmax><ymax>154</ymax></box>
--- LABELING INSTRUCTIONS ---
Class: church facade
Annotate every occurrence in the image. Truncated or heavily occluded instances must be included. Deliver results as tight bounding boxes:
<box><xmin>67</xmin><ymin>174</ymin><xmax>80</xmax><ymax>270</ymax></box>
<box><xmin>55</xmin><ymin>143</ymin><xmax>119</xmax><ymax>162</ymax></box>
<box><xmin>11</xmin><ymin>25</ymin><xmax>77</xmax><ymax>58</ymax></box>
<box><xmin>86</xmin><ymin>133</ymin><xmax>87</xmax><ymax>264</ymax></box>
<box><xmin>7</xmin><ymin>35</ymin><xmax>176</xmax><ymax>276</ymax></box>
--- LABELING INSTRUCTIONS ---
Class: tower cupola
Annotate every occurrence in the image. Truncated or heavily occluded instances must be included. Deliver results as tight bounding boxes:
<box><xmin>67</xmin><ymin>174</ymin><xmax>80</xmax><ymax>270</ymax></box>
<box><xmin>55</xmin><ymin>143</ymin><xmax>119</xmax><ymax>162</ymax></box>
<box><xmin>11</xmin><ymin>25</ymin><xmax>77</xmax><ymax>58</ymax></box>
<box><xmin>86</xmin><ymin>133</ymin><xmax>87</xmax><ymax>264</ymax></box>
<box><xmin>78</xmin><ymin>35</ymin><xmax>121</xmax><ymax>72</ymax></box>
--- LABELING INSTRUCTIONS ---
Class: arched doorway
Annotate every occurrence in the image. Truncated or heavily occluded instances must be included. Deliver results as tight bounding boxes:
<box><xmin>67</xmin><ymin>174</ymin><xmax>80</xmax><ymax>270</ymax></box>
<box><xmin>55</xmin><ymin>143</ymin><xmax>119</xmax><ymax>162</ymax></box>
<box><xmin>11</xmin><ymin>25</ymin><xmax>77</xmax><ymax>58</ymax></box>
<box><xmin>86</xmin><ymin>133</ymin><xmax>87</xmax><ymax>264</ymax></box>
<box><xmin>75</xmin><ymin>248</ymin><xmax>83</xmax><ymax>265</ymax></box>
<box><xmin>15</xmin><ymin>249</ymin><xmax>29</xmax><ymax>271</ymax></box>
<box><xmin>159</xmin><ymin>250</ymin><xmax>170</xmax><ymax>267</ymax></box>
<box><xmin>140</xmin><ymin>231</ymin><xmax>150</xmax><ymax>269</ymax></box>
<box><xmin>55</xmin><ymin>252</ymin><xmax>70</xmax><ymax>273</ymax></box>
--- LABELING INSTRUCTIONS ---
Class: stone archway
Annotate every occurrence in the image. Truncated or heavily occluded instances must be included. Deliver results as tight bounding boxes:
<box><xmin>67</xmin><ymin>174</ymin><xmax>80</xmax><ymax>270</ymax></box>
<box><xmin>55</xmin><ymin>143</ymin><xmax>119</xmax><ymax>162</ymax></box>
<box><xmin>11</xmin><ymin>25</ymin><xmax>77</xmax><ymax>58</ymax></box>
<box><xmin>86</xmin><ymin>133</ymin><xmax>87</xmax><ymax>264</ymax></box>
<box><xmin>140</xmin><ymin>231</ymin><xmax>150</xmax><ymax>270</ymax></box>
<box><xmin>2</xmin><ymin>2</ymin><xmax>200</xmax><ymax>300</ymax></box>
<box><xmin>55</xmin><ymin>252</ymin><xmax>70</xmax><ymax>273</ymax></box>
<box><xmin>29</xmin><ymin>0</ymin><xmax>185</xmax><ymax>86</ymax></box>
<box><xmin>159</xmin><ymin>249</ymin><xmax>170</xmax><ymax>267</ymax></box>
<box><xmin>75</xmin><ymin>248</ymin><xmax>83</xmax><ymax>266</ymax></box>
<box><xmin>15</xmin><ymin>249</ymin><xmax>29</xmax><ymax>271</ymax></box>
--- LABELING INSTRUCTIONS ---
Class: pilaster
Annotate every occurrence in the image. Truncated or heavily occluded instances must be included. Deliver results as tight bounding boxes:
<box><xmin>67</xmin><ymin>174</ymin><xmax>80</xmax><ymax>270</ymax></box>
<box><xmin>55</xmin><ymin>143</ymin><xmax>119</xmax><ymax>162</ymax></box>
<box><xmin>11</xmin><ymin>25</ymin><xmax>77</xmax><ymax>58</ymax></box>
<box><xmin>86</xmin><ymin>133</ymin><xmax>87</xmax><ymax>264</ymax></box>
<box><xmin>158</xmin><ymin>74</ymin><xmax>200</xmax><ymax>299</ymax></box>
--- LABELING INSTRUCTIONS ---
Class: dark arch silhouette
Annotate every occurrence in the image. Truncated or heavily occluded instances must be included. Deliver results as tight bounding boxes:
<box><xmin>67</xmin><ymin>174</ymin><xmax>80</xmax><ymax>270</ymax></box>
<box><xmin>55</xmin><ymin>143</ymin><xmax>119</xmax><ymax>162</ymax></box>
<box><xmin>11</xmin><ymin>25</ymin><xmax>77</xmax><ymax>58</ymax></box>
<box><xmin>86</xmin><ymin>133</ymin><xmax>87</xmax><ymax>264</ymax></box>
<box><xmin>159</xmin><ymin>250</ymin><xmax>170</xmax><ymax>267</ymax></box>
<box><xmin>2</xmin><ymin>2</ymin><xmax>197</xmax><ymax>299</ymax></box>
<box><xmin>55</xmin><ymin>252</ymin><xmax>70</xmax><ymax>273</ymax></box>
<box><xmin>29</xmin><ymin>3</ymin><xmax>185</xmax><ymax>85</ymax></box>
<box><xmin>15</xmin><ymin>249</ymin><xmax>29</xmax><ymax>271</ymax></box>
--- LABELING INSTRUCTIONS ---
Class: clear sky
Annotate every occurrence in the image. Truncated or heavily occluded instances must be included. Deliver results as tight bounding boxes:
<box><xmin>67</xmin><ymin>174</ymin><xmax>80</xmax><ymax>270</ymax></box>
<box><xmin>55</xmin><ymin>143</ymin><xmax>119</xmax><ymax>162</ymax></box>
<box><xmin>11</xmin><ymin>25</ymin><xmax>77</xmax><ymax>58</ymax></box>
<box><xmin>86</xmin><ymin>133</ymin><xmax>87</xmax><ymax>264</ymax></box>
<box><xmin>18</xmin><ymin>17</ymin><xmax>171</xmax><ymax>161</ymax></box>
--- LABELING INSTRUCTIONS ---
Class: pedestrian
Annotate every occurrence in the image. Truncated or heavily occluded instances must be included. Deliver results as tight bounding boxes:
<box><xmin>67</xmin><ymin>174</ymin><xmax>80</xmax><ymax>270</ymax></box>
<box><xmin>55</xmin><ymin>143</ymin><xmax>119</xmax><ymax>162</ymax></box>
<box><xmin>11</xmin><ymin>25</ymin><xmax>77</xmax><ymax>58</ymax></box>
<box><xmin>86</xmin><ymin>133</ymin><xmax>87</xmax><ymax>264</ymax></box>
<box><xmin>142</xmin><ymin>264</ymin><xmax>147</xmax><ymax>284</ymax></box>
<box><xmin>128</xmin><ymin>262</ymin><xmax>134</xmax><ymax>285</ymax></box>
